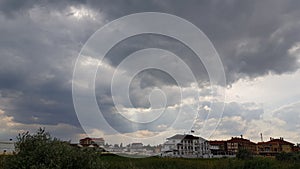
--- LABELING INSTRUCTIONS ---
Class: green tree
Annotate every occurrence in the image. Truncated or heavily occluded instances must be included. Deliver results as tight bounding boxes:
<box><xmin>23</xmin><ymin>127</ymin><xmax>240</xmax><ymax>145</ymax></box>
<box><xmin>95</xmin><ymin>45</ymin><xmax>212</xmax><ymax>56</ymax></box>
<box><xmin>236</xmin><ymin>149</ymin><xmax>253</xmax><ymax>160</ymax></box>
<box><xmin>4</xmin><ymin>128</ymin><xmax>102</xmax><ymax>169</ymax></box>
<box><xmin>276</xmin><ymin>152</ymin><xmax>300</xmax><ymax>163</ymax></box>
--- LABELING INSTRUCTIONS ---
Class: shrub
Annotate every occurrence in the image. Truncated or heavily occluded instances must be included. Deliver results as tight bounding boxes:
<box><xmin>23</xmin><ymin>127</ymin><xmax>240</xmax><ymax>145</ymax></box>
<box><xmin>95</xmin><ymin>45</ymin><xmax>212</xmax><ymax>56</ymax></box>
<box><xmin>276</xmin><ymin>152</ymin><xmax>300</xmax><ymax>163</ymax></box>
<box><xmin>236</xmin><ymin>149</ymin><xmax>253</xmax><ymax>160</ymax></box>
<box><xmin>3</xmin><ymin>128</ymin><xmax>102</xmax><ymax>169</ymax></box>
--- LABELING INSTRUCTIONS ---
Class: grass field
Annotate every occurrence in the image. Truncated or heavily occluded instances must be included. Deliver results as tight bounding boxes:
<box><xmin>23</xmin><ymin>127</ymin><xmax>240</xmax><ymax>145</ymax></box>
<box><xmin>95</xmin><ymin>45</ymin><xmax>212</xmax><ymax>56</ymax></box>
<box><xmin>1</xmin><ymin>154</ymin><xmax>300</xmax><ymax>169</ymax></box>
<box><xmin>79</xmin><ymin>154</ymin><xmax>300</xmax><ymax>169</ymax></box>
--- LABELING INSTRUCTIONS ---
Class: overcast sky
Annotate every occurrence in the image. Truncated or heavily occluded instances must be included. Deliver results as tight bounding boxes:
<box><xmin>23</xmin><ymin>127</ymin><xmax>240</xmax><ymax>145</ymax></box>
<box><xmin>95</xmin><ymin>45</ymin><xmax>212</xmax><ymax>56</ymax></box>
<box><xmin>0</xmin><ymin>0</ymin><xmax>300</xmax><ymax>145</ymax></box>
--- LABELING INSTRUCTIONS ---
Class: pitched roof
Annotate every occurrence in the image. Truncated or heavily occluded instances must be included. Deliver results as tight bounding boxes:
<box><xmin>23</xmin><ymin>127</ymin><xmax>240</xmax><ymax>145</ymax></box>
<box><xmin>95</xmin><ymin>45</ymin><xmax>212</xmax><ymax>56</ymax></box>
<box><xmin>227</xmin><ymin>137</ymin><xmax>256</xmax><ymax>145</ymax></box>
<box><xmin>258</xmin><ymin>138</ymin><xmax>294</xmax><ymax>146</ymax></box>
<box><xmin>209</xmin><ymin>140</ymin><xmax>227</xmax><ymax>145</ymax></box>
<box><xmin>80</xmin><ymin>137</ymin><xmax>104</xmax><ymax>141</ymax></box>
<box><xmin>167</xmin><ymin>134</ymin><xmax>200</xmax><ymax>140</ymax></box>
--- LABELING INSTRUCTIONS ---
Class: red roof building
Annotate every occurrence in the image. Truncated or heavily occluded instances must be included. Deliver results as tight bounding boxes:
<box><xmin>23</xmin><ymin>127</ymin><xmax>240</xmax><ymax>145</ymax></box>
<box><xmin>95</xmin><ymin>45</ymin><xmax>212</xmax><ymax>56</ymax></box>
<box><xmin>257</xmin><ymin>137</ymin><xmax>294</xmax><ymax>156</ymax></box>
<box><xmin>209</xmin><ymin>140</ymin><xmax>228</xmax><ymax>155</ymax></box>
<box><xmin>227</xmin><ymin>136</ymin><xmax>257</xmax><ymax>155</ymax></box>
<box><xmin>79</xmin><ymin>137</ymin><xmax>105</xmax><ymax>147</ymax></box>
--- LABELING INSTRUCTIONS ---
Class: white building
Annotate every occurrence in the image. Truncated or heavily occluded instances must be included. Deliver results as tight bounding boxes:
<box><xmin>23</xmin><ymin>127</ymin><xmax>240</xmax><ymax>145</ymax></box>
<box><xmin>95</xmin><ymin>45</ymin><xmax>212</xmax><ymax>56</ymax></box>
<box><xmin>161</xmin><ymin>134</ymin><xmax>211</xmax><ymax>158</ymax></box>
<box><xmin>0</xmin><ymin>141</ymin><xmax>15</xmax><ymax>155</ymax></box>
<box><xmin>129</xmin><ymin>143</ymin><xmax>145</xmax><ymax>153</ymax></box>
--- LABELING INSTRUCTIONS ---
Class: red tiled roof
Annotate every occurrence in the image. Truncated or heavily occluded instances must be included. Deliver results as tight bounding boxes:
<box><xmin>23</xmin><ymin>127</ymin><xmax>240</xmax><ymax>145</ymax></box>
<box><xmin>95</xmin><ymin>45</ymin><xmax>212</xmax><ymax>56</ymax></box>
<box><xmin>80</xmin><ymin>137</ymin><xmax>104</xmax><ymax>141</ymax></box>
<box><xmin>258</xmin><ymin>139</ymin><xmax>294</xmax><ymax>146</ymax></box>
<box><xmin>227</xmin><ymin>137</ymin><xmax>256</xmax><ymax>145</ymax></box>
<box><xmin>209</xmin><ymin>140</ymin><xmax>227</xmax><ymax>145</ymax></box>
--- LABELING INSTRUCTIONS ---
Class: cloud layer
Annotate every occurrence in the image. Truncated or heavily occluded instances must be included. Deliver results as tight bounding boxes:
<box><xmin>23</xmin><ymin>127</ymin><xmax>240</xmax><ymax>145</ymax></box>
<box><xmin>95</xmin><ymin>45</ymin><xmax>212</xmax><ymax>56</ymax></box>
<box><xmin>0</xmin><ymin>0</ymin><xmax>299</xmax><ymax>144</ymax></box>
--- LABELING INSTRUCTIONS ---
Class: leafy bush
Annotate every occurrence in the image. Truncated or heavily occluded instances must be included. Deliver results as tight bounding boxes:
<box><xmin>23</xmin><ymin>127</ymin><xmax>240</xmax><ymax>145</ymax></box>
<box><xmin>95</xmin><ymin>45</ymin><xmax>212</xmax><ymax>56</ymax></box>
<box><xmin>276</xmin><ymin>152</ymin><xmax>300</xmax><ymax>163</ymax></box>
<box><xmin>236</xmin><ymin>149</ymin><xmax>253</xmax><ymax>160</ymax></box>
<box><xmin>1</xmin><ymin>128</ymin><xmax>300</xmax><ymax>169</ymax></box>
<box><xmin>3</xmin><ymin>128</ymin><xmax>102</xmax><ymax>169</ymax></box>
<box><xmin>0</xmin><ymin>155</ymin><xmax>5</xmax><ymax>169</ymax></box>
<box><xmin>96</xmin><ymin>155</ymin><xmax>297</xmax><ymax>169</ymax></box>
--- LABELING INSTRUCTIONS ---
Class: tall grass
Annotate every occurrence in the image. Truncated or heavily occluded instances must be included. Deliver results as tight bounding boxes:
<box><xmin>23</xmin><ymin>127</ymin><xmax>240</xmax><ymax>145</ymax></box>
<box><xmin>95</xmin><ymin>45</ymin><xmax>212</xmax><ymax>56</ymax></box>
<box><xmin>1</xmin><ymin>154</ymin><xmax>299</xmax><ymax>169</ymax></box>
<box><xmin>96</xmin><ymin>155</ymin><xmax>299</xmax><ymax>169</ymax></box>
<box><xmin>0</xmin><ymin>155</ymin><xmax>5</xmax><ymax>169</ymax></box>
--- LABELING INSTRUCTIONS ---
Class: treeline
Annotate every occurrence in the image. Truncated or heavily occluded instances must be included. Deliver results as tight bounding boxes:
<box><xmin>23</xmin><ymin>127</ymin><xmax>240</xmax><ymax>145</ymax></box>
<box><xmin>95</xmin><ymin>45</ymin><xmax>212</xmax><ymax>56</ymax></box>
<box><xmin>93</xmin><ymin>155</ymin><xmax>300</xmax><ymax>169</ymax></box>
<box><xmin>276</xmin><ymin>151</ymin><xmax>300</xmax><ymax>162</ymax></box>
<box><xmin>0</xmin><ymin>129</ymin><xmax>300</xmax><ymax>169</ymax></box>
<box><xmin>0</xmin><ymin>128</ymin><xmax>102</xmax><ymax>169</ymax></box>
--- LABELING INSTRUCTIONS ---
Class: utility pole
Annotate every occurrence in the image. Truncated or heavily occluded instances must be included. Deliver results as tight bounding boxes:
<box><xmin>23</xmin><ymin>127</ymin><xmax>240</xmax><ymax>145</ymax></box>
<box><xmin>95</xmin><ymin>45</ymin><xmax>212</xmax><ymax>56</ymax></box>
<box><xmin>260</xmin><ymin>133</ymin><xmax>263</xmax><ymax>142</ymax></box>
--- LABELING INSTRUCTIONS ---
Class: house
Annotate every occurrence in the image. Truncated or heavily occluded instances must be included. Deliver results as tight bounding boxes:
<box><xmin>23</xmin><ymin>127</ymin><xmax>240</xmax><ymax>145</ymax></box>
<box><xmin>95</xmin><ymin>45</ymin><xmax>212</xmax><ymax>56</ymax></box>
<box><xmin>209</xmin><ymin>140</ymin><xmax>228</xmax><ymax>157</ymax></box>
<box><xmin>0</xmin><ymin>141</ymin><xmax>15</xmax><ymax>155</ymax></box>
<box><xmin>161</xmin><ymin>134</ymin><xmax>211</xmax><ymax>158</ymax></box>
<box><xmin>227</xmin><ymin>136</ymin><xmax>257</xmax><ymax>155</ymax></box>
<box><xmin>154</xmin><ymin>144</ymin><xmax>162</xmax><ymax>154</ymax></box>
<box><xmin>257</xmin><ymin>137</ymin><xmax>294</xmax><ymax>156</ymax></box>
<box><xmin>293</xmin><ymin>144</ymin><xmax>300</xmax><ymax>152</ymax></box>
<box><xmin>129</xmin><ymin>143</ymin><xmax>145</xmax><ymax>153</ymax></box>
<box><xmin>79</xmin><ymin>137</ymin><xmax>105</xmax><ymax>147</ymax></box>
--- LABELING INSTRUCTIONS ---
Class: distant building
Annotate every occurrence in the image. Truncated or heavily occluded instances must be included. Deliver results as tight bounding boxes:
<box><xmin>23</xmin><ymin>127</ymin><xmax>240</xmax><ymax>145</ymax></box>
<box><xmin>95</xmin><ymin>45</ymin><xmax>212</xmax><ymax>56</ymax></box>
<box><xmin>154</xmin><ymin>145</ymin><xmax>162</xmax><ymax>154</ymax></box>
<box><xmin>257</xmin><ymin>137</ymin><xmax>294</xmax><ymax>156</ymax></box>
<box><xmin>293</xmin><ymin>144</ymin><xmax>300</xmax><ymax>152</ymax></box>
<box><xmin>129</xmin><ymin>143</ymin><xmax>145</xmax><ymax>153</ymax></box>
<box><xmin>227</xmin><ymin>136</ymin><xmax>257</xmax><ymax>155</ymax></box>
<box><xmin>0</xmin><ymin>141</ymin><xmax>15</xmax><ymax>155</ymax></box>
<box><xmin>161</xmin><ymin>134</ymin><xmax>211</xmax><ymax>158</ymax></box>
<box><xmin>209</xmin><ymin>140</ymin><xmax>228</xmax><ymax>156</ymax></box>
<box><xmin>79</xmin><ymin>137</ymin><xmax>105</xmax><ymax>147</ymax></box>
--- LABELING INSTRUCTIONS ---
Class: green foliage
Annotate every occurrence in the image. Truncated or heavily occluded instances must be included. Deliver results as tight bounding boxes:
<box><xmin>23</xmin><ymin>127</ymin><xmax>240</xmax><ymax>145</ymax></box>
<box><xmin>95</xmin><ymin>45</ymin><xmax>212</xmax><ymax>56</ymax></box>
<box><xmin>276</xmin><ymin>152</ymin><xmax>292</xmax><ymax>161</ymax></box>
<box><xmin>276</xmin><ymin>152</ymin><xmax>300</xmax><ymax>163</ymax></box>
<box><xmin>236</xmin><ymin>149</ymin><xmax>253</xmax><ymax>160</ymax></box>
<box><xmin>2</xmin><ymin>152</ymin><xmax>300</xmax><ymax>169</ymax></box>
<box><xmin>0</xmin><ymin>155</ymin><xmax>5</xmax><ymax>169</ymax></box>
<box><xmin>1</xmin><ymin>129</ymin><xmax>300</xmax><ymax>169</ymax></box>
<box><xmin>3</xmin><ymin>128</ymin><xmax>102</xmax><ymax>169</ymax></box>
<box><xmin>95</xmin><ymin>155</ymin><xmax>299</xmax><ymax>169</ymax></box>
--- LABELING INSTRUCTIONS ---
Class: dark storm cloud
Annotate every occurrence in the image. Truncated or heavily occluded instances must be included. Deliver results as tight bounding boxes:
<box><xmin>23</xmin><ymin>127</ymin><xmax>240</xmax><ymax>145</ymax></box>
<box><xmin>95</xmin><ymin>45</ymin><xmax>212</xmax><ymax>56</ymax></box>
<box><xmin>0</xmin><ymin>0</ymin><xmax>85</xmax><ymax>17</ymax></box>
<box><xmin>0</xmin><ymin>0</ymin><xmax>300</xmax><ymax>137</ymax></box>
<box><xmin>0</xmin><ymin>2</ymin><xmax>102</xmax><ymax>127</ymax></box>
<box><xmin>1</xmin><ymin>0</ymin><xmax>300</xmax><ymax>82</ymax></box>
<box><xmin>102</xmin><ymin>34</ymin><xmax>209</xmax><ymax>86</ymax></box>
<box><xmin>89</xmin><ymin>0</ymin><xmax>300</xmax><ymax>83</ymax></box>
<box><xmin>0</xmin><ymin>0</ymin><xmax>36</xmax><ymax>17</ymax></box>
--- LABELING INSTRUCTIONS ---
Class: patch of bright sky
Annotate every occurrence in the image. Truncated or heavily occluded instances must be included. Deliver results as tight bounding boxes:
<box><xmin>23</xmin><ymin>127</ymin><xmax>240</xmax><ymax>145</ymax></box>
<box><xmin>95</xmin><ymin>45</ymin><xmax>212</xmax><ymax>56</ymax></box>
<box><xmin>226</xmin><ymin>69</ymin><xmax>300</xmax><ymax>118</ymax></box>
<box><xmin>68</xmin><ymin>5</ymin><xmax>98</xmax><ymax>20</ymax></box>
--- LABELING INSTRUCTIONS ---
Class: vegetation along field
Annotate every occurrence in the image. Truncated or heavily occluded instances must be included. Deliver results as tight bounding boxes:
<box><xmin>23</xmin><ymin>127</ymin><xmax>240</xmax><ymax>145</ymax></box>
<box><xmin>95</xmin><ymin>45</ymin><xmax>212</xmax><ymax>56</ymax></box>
<box><xmin>1</xmin><ymin>154</ymin><xmax>300</xmax><ymax>169</ymax></box>
<box><xmin>0</xmin><ymin>129</ymin><xmax>300</xmax><ymax>169</ymax></box>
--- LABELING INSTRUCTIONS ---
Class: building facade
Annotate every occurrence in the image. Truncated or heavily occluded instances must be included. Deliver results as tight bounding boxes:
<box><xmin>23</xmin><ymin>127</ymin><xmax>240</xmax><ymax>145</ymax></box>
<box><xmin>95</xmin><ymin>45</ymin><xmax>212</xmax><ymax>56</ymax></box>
<box><xmin>162</xmin><ymin>134</ymin><xmax>211</xmax><ymax>158</ymax></box>
<box><xmin>79</xmin><ymin>137</ymin><xmax>105</xmax><ymax>147</ymax></box>
<box><xmin>293</xmin><ymin>144</ymin><xmax>300</xmax><ymax>152</ymax></box>
<box><xmin>209</xmin><ymin>140</ymin><xmax>228</xmax><ymax>156</ymax></box>
<box><xmin>227</xmin><ymin>136</ymin><xmax>257</xmax><ymax>155</ymax></box>
<box><xmin>129</xmin><ymin>143</ymin><xmax>145</xmax><ymax>153</ymax></box>
<box><xmin>257</xmin><ymin>137</ymin><xmax>294</xmax><ymax>156</ymax></box>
